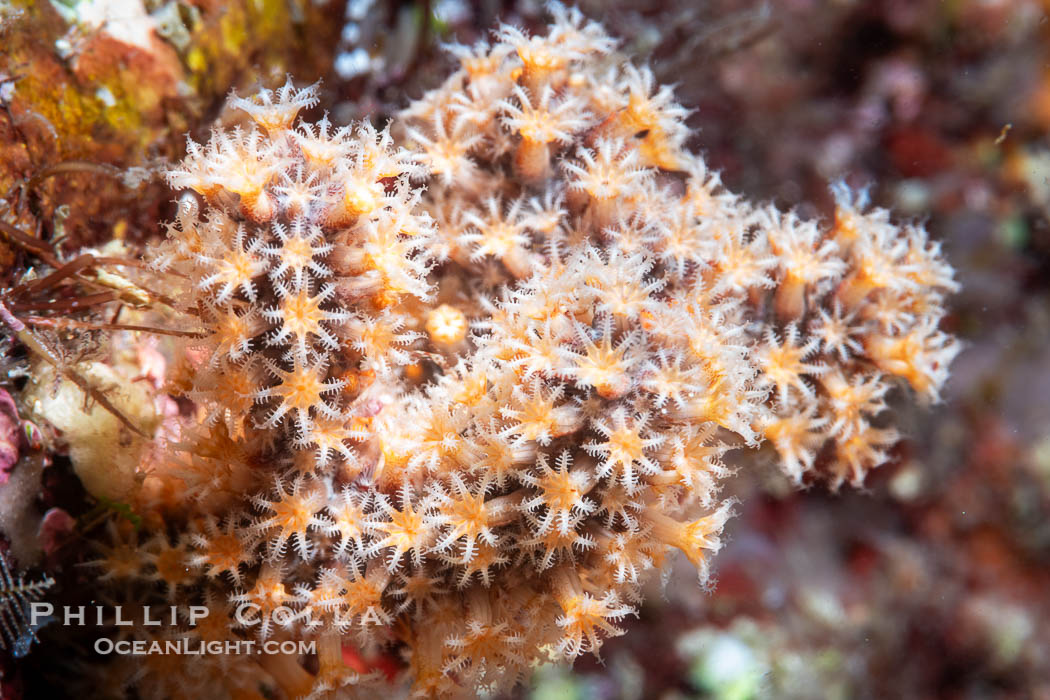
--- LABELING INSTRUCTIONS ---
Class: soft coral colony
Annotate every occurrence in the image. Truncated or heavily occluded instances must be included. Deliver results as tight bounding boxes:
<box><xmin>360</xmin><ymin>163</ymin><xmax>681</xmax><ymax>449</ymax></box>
<box><xmin>40</xmin><ymin>5</ymin><xmax>958</xmax><ymax>698</ymax></box>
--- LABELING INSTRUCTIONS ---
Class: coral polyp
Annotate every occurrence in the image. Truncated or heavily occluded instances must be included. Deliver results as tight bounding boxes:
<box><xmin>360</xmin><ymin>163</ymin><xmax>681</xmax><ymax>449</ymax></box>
<box><xmin>8</xmin><ymin>5</ymin><xmax>957</xmax><ymax>699</ymax></box>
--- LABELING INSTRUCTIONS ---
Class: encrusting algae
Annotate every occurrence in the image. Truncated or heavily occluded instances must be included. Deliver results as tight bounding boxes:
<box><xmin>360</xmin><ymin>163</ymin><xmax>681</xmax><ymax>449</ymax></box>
<box><xmin>17</xmin><ymin>4</ymin><xmax>959</xmax><ymax>698</ymax></box>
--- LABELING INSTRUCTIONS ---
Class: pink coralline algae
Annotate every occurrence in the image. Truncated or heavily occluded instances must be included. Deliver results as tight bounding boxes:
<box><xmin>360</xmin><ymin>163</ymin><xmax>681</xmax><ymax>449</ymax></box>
<box><xmin>0</xmin><ymin>389</ymin><xmax>21</xmax><ymax>485</ymax></box>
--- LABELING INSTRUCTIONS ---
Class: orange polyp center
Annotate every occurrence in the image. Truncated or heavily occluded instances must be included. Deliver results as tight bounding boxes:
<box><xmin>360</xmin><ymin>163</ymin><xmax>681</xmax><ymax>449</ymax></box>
<box><xmin>258</xmin><ymin>580</ymin><xmax>288</xmax><ymax>609</ymax></box>
<box><xmin>272</xmin><ymin>495</ymin><xmax>316</xmax><ymax>534</ymax></box>
<box><xmin>540</xmin><ymin>471</ymin><xmax>581</xmax><ymax>514</ymax></box>
<box><xmin>222</xmin><ymin>250</ymin><xmax>258</xmax><ymax>285</ymax></box>
<box><xmin>275</xmin><ymin>366</ymin><xmax>324</xmax><ymax>412</ymax></box>
<box><xmin>207</xmin><ymin>533</ymin><xmax>244</xmax><ymax>571</ymax></box>
<box><xmin>427</xmin><ymin>304</ymin><xmax>468</xmax><ymax>344</ymax></box>
<box><xmin>283</xmin><ymin>235</ymin><xmax>315</xmax><ymax>269</ymax></box>
<box><xmin>517</xmin><ymin>400</ymin><xmax>557</xmax><ymax>440</ymax></box>
<box><xmin>344</xmin><ymin>182</ymin><xmax>381</xmax><ymax>217</ymax></box>
<box><xmin>450</xmin><ymin>494</ymin><xmax>488</xmax><ymax>536</ymax></box>
<box><xmin>607</xmin><ymin>427</ymin><xmax>643</xmax><ymax>465</ymax></box>
<box><xmin>282</xmin><ymin>289</ymin><xmax>322</xmax><ymax>341</ymax></box>
<box><xmin>385</xmin><ymin>507</ymin><xmax>425</xmax><ymax>549</ymax></box>
<box><xmin>519</xmin><ymin>46</ymin><xmax>564</xmax><ymax>73</ymax></box>
<box><xmin>155</xmin><ymin>548</ymin><xmax>189</xmax><ymax>583</ymax></box>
